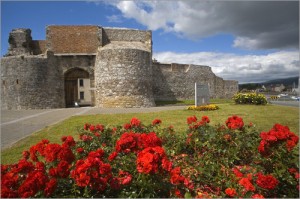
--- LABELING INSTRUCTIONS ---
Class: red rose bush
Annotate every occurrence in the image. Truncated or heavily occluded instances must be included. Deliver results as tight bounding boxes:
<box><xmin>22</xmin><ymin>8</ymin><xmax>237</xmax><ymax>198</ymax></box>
<box><xmin>1</xmin><ymin>116</ymin><xmax>299</xmax><ymax>198</ymax></box>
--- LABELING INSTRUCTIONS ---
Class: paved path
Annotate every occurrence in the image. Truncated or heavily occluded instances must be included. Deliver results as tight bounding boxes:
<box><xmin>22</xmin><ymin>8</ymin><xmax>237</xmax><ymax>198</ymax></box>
<box><xmin>1</xmin><ymin>106</ymin><xmax>186</xmax><ymax>149</ymax></box>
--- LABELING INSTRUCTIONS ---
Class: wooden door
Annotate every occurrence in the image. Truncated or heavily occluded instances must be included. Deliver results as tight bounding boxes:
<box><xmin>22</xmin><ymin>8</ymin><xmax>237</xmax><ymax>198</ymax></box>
<box><xmin>65</xmin><ymin>80</ymin><xmax>78</xmax><ymax>107</ymax></box>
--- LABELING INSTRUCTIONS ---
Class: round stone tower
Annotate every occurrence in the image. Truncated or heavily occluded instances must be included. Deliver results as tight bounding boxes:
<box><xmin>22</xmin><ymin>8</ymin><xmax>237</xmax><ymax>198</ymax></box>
<box><xmin>95</xmin><ymin>42</ymin><xmax>155</xmax><ymax>108</ymax></box>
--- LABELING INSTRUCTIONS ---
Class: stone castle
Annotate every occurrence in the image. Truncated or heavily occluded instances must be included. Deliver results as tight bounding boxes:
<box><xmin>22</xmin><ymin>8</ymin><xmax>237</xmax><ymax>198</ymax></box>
<box><xmin>1</xmin><ymin>25</ymin><xmax>238</xmax><ymax>110</ymax></box>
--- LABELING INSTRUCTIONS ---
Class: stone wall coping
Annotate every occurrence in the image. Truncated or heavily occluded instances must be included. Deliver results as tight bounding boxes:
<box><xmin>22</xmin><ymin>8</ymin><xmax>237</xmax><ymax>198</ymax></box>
<box><xmin>101</xmin><ymin>41</ymin><xmax>150</xmax><ymax>52</ymax></box>
<box><xmin>104</xmin><ymin>27</ymin><xmax>140</xmax><ymax>31</ymax></box>
<box><xmin>54</xmin><ymin>53</ymin><xmax>97</xmax><ymax>56</ymax></box>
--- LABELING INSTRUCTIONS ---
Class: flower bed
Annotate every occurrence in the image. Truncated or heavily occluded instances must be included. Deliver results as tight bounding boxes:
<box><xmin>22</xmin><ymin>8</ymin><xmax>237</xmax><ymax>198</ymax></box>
<box><xmin>187</xmin><ymin>104</ymin><xmax>219</xmax><ymax>111</ymax></box>
<box><xmin>1</xmin><ymin>116</ymin><xmax>299</xmax><ymax>198</ymax></box>
<box><xmin>233</xmin><ymin>93</ymin><xmax>268</xmax><ymax>105</ymax></box>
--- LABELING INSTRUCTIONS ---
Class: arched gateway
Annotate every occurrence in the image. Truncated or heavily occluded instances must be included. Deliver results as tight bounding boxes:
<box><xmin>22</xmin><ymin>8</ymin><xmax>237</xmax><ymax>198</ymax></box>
<box><xmin>64</xmin><ymin>68</ymin><xmax>90</xmax><ymax>107</ymax></box>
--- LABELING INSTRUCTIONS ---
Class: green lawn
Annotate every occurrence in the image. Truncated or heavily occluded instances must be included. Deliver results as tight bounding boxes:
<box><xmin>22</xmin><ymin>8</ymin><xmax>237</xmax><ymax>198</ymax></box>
<box><xmin>155</xmin><ymin>98</ymin><xmax>232</xmax><ymax>106</ymax></box>
<box><xmin>1</xmin><ymin>102</ymin><xmax>299</xmax><ymax>165</ymax></box>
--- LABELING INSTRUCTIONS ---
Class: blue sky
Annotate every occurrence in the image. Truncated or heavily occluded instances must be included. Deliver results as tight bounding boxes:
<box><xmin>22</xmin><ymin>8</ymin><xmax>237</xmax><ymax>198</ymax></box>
<box><xmin>1</xmin><ymin>0</ymin><xmax>299</xmax><ymax>83</ymax></box>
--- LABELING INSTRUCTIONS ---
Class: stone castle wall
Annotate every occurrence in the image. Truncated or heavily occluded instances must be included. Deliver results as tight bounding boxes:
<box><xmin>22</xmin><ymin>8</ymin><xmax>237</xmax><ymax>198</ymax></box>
<box><xmin>1</xmin><ymin>26</ymin><xmax>238</xmax><ymax>110</ymax></box>
<box><xmin>1</xmin><ymin>52</ymin><xmax>64</xmax><ymax>109</ymax></box>
<box><xmin>152</xmin><ymin>62</ymin><xmax>238</xmax><ymax>100</ymax></box>
<box><xmin>224</xmin><ymin>80</ymin><xmax>239</xmax><ymax>98</ymax></box>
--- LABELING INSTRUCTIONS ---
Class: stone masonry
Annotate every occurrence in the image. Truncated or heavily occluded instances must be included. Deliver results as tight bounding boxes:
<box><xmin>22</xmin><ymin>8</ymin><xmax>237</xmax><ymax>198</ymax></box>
<box><xmin>1</xmin><ymin>26</ymin><xmax>238</xmax><ymax>110</ymax></box>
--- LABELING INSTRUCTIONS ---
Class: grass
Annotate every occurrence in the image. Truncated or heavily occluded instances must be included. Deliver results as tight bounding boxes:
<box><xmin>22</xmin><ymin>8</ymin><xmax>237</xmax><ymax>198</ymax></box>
<box><xmin>155</xmin><ymin>98</ymin><xmax>232</xmax><ymax>106</ymax></box>
<box><xmin>1</xmin><ymin>102</ymin><xmax>299</xmax><ymax>165</ymax></box>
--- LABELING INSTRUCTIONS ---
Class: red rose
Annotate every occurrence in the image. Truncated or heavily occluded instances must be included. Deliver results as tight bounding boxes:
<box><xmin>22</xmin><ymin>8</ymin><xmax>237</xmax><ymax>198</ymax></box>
<box><xmin>226</xmin><ymin>115</ymin><xmax>244</xmax><ymax>130</ymax></box>
<box><xmin>239</xmin><ymin>177</ymin><xmax>255</xmax><ymax>191</ymax></box>
<box><xmin>258</xmin><ymin>140</ymin><xmax>269</xmax><ymax>155</ymax></box>
<box><xmin>138</xmin><ymin>132</ymin><xmax>162</xmax><ymax>149</ymax></box>
<box><xmin>232</xmin><ymin>167</ymin><xmax>243</xmax><ymax>178</ymax></box>
<box><xmin>170</xmin><ymin>167</ymin><xmax>185</xmax><ymax>185</ymax></box>
<box><xmin>99</xmin><ymin>163</ymin><xmax>111</xmax><ymax>175</ymax></box>
<box><xmin>251</xmin><ymin>193</ymin><xmax>264</xmax><ymax>198</ymax></box>
<box><xmin>62</xmin><ymin>136</ymin><xmax>76</xmax><ymax>147</ymax></box>
<box><xmin>115</xmin><ymin>132</ymin><xmax>140</xmax><ymax>153</ymax></box>
<box><xmin>201</xmin><ymin>116</ymin><xmax>210</xmax><ymax>123</ymax></box>
<box><xmin>96</xmin><ymin>124</ymin><xmax>104</xmax><ymax>132</ymax></box>
<box><xmin>130</xmin><ymin>117</ymin><xmax>141</xmax><ymax>127</ymax></box>
<box><xmin>89</xmin><ymin>125</ymin><xmax>95</xmax><ymax>132</ymax></box>
<box><xmin>174</xmin><ymin>189</ymin><xmax>183</xmax><ymax>197</ymax></box>
<box><xmin>288</xmin><ymin>132</ymin><xmax>299</xmax><ymax>144</ymax></box>
<box><xmin>184</xmin><ymin>178</ymin><xmax>194</xmax><ymax>190</ymax></box>
<box><xmin>136</xmin><ymin>147</ymin><xmax>166</xmax><ymax>174</ymax></box>
<box><xmin>123</xmin><ymin>123</ymin><xmax>132</xmax><ymax>130</ymax></box>
<box><xmin>76</xmin><ymin>148</ymin><xmax>84</xmax><ymax>153</ymax></box>
<box><xmin>187</xmin><ymin>115</ymin><xmax>197</xmax><ymax>124</ymax></box>
<box><xmin>58</xmin><ymin>146</ymin><xmax>75</xmax><ymax>163</ymax></box>
<box><xmin>288</xmin><ymin>168</ymin><xmax>298</xmax><ymax>174</ymax></box>
<box><xmin>286</xmin><ymin>140</ymin><xmax>297</xmax><ymax>151</ymax></box>
<box><xmin>118</xmin><ymin>170</ymin><xmax>132</xmax><ymax>185</ymax></box>
<box><xmin>84</xmin><ymin>123</ymin><xmax>90</xmax><ymax>130</ymax></box>
<box><xmin>56</xmin><ymin>160</ymin><xmax>70</xmax><ymax>178</ymax></box>
<box><xmin>1</xmin><ymin>186</ymin><xmax>18</xmax><ymax>198</ymax></box>
<box><xmin>44</xmin><ymin>178</ymin><xmax>57</xmax><ymax>197</ymax></box>
<box><xmin>108</xmin><ymin>151</ymin><xmax>118</xmax><ymax>161</ymax></box>
<box><xmin>256</xmin><ymin>173</ymin><xmax>278</xmax><ymax>190</ymax></box>
<box><xmin>76</xmin><ymin>173</ymin><xmax>90</xmax><ymax>187</ymax></box>
<box><xmin>162</xmin><ymin>158</ymin><xmax>172</xmax><ymax>172</ymax></box>
<box><xmin>225</xmin><ymin>188</ymin><xmax>237</xmax><ymax>197</ymax></box>
<box><xmin>152</xmin><ymin>119</ymin><xmax>162</xmax><ymax>125</ymax></box>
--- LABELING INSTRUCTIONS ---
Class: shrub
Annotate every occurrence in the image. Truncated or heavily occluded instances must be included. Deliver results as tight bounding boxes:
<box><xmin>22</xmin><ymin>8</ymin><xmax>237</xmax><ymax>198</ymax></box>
<box><xmin>233</xmin><ymin>93</ymin><xmax>267</xmax><ymax>105</ymax></box>
<box><xmin>1</xmin><ymin>117</ymin><xmax>299</xmax><ymax>198</ymax></box>
<box><xmin>187</xmin><ymin>104</ymin><xmax>219</xmax><ymax>111</ymax></box>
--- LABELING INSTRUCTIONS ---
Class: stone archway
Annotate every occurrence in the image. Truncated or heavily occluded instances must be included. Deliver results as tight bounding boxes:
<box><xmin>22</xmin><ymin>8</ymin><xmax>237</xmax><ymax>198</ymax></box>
<box><xmin>64</xmin><ymin>68</ymin><xmax>89</xmax><ymax>107</ymax></box>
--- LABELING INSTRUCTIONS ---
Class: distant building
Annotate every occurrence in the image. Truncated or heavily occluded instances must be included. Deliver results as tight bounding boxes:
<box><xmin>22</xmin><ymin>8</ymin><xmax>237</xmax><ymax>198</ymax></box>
<box><xmin>292</xmin><ymin>87</ymin><xmax>299</xmax><ymax>94</ymax></box>
<box><xmin>274</xmin><ymin>84</ymin><xmax>285</xmax><ymax>92</ymax></box>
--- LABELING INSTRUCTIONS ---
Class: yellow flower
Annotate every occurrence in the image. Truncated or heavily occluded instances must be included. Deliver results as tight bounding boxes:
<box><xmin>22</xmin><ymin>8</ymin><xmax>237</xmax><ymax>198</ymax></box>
<box><xmin>187</xmin><ymin>104</ymin><xmax>219</xmax><ymax>111</ymax></box>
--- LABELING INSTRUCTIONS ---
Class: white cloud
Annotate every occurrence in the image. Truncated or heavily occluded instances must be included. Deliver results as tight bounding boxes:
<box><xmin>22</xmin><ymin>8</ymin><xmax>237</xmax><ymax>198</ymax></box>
<box><xmin>233</xmin><ymin>37</ymin><xmax>260</xmax><ymax>50</ymax></box>
<box><xmin>153</xmin><ymin>51</ymin><xmax>299</xmax><ymax>83</ymax></box>
<box><xmin>106</xmin><ymin>15</ymin><xmax>122</xmax><ymax>23</ymax></box>
<box><xmin>110</xmin><ymin>1</ymin><xmax>299</xmax><ymax>50</ymax></box>
<box><xmin>114</xmin><ymin>1</ymin><xmax>177</xmax><ymax>31</ymax></box>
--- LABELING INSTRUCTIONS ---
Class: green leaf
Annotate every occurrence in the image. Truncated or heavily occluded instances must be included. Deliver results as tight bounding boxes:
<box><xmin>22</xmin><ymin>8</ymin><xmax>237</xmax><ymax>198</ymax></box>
<box><xmin>184</xmin><ymin>192</ymin><xmax>192</xmax><ymax>198</ymax></box>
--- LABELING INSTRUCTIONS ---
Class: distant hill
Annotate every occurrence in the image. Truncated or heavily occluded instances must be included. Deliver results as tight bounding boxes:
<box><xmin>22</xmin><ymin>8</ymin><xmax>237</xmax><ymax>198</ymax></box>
<box><xmin>239</xmin><ymin>76</ymin><xmax>299</xmax><ymax>91</ymax></box>
<box><xmin>262</xmin><ymin>76</ymin><xmax>299</xmax><ymax>86</ymax></box>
